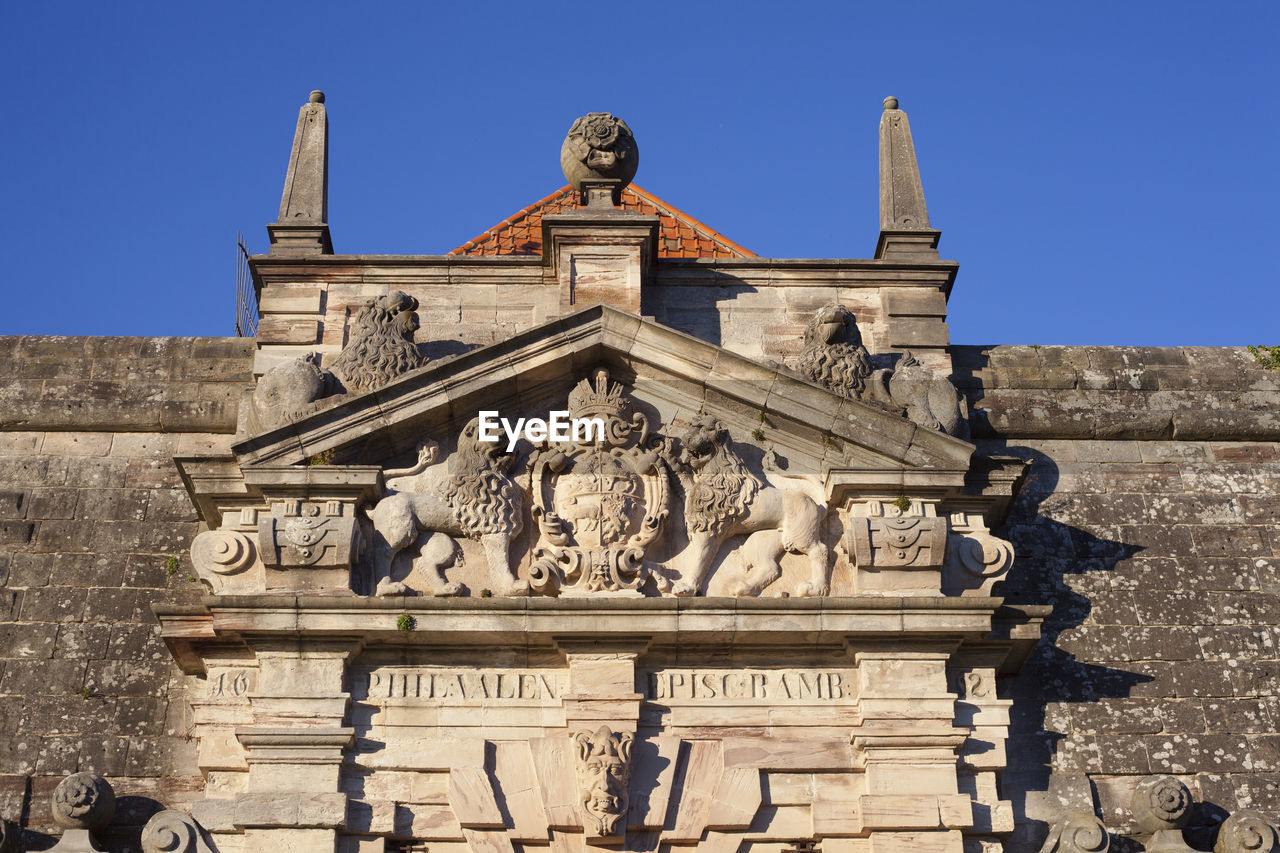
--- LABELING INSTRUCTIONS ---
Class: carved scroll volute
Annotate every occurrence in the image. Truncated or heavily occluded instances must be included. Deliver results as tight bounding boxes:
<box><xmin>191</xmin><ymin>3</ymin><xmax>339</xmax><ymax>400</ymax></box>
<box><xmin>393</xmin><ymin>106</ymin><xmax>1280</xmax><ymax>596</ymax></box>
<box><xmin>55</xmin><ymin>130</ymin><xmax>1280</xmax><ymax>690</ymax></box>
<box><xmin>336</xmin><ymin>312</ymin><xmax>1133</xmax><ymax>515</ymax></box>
<box><xmin>141</xmin><ymin>810</ymin><xmax>215</xmax><ymax>853</ymax></box>
<box><xmin>941</xmin><ymin>511</ymin><xmax>1015</xmax><ymax>597</ymax></box>
<box><xmin>191</xmin><ymin>508</ymin><xmax>259</xmax><ymax>594</ymax></box>
<box><xmin>1038</xmin><ymin>811</ymin><xmax>1110</xmax><ymax>853</ymax></box>
<box><xmin>573</xmin><ymin>726</ymin><xmax>634</xmax><ymax>837</ymax></box>
<box><xmin>528</xmin><ymin>369</ymin><xmax>669</xmax><ymax>597</ymax></box>
<box><xmin>1216</xmin><ymin>810</ymin><xmax>1280</xmax><ymax>853</ymax></box>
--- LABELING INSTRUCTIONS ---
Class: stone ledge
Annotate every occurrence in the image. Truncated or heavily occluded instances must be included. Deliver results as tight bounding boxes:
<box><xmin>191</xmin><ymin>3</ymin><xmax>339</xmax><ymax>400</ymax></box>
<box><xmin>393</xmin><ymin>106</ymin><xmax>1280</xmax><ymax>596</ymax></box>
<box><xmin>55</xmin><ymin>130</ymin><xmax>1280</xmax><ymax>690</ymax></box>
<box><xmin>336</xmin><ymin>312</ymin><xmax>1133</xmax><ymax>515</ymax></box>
<box><xmin>155</xmin><ymin>596</ymin><xmax>1046</xmax><ymax>676</ymax></box>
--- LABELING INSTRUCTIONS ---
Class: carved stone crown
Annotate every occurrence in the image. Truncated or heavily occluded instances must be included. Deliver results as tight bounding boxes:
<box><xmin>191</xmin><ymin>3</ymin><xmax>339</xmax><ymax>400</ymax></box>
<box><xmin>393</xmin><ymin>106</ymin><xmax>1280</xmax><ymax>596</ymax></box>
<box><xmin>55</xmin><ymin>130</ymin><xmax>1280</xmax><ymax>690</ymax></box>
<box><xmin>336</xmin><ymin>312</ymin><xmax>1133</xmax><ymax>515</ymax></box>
<box><xmin>568</xmin><ymin>369</ymin><xmax>629</xmax><ymax>420</ymax></box>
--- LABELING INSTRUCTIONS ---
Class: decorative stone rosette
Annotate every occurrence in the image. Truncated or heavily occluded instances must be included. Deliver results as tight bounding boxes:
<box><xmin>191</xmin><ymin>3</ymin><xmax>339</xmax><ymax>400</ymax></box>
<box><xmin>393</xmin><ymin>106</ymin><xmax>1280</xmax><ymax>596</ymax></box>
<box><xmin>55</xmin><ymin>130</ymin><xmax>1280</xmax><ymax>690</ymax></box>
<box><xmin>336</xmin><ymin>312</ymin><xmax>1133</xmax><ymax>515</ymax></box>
<box><xmin>1131</xmin><ymin>774</ymin><xmax>1192</xmax><ymax>832</ymax></box>
<box><xmin>52</xmin><ymin>772</ymin><xmax>115</xmax><ymax>831</ymax></box>
<box><xmin>528</xmin><ymin>369</ymin><xmax>670</xmax><ymax>596</ymax></box>
<box><xmin>560</xmin><ymin>113</ymin><xmax>639</xmax><ymax>195</ymax></box>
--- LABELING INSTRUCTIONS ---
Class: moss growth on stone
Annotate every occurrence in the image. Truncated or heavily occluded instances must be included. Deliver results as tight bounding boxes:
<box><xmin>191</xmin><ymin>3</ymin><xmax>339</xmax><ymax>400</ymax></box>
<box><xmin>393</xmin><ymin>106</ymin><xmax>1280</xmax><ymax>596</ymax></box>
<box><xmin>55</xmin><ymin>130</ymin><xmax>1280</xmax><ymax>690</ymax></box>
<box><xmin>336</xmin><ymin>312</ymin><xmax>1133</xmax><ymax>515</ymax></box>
<box><xmin>1248</xmin><ymin>345</ymin><xmax>1280</xmax><ymax>369</ymax></box>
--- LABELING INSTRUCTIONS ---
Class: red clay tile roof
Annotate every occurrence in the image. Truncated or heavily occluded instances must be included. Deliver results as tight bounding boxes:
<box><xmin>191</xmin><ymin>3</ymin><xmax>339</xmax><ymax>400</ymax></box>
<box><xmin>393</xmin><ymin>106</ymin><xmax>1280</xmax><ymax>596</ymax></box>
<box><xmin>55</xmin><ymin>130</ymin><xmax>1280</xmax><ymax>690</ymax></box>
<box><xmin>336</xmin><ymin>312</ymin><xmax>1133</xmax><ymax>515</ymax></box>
<box><xmin>449</xmin><ymin>184</ymin><xmax>756</xmax><ymax>258</ymax></box>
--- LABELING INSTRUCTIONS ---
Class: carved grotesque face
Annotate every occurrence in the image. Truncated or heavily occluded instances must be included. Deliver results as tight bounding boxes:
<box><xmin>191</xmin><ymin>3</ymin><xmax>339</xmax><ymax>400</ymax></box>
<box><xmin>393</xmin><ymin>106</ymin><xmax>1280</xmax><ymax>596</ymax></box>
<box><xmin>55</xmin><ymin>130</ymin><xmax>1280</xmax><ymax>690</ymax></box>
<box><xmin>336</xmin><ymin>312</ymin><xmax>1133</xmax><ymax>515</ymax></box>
<box><xmin>678</xmin><ymin>416</ymin><xmax>728</xmax><ymax>472</ymax></box>
<box><xmin>574</xmin><ymin>727</ymin><xmax>632</xmax><ymax>836</ymax></box>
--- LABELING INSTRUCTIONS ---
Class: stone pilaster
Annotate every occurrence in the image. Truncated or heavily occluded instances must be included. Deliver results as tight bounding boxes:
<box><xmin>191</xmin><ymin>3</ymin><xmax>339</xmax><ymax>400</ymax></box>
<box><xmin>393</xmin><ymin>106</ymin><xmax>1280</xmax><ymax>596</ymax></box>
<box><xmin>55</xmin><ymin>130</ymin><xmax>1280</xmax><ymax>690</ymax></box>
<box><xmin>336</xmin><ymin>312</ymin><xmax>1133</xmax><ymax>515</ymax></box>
<box><xmin>230</xmin><ymin>639</ymin><xmax>358</xmax><ymax>853</ymax></box>
<box><xmin>850</xmin><ymin>640</ymin><xmax>972</xmax><ymax>851</ymax></box>
<box><xmin>542</xmin><ymin>203</ymin><xmax>658</xmax><ymax>316</ymax></box>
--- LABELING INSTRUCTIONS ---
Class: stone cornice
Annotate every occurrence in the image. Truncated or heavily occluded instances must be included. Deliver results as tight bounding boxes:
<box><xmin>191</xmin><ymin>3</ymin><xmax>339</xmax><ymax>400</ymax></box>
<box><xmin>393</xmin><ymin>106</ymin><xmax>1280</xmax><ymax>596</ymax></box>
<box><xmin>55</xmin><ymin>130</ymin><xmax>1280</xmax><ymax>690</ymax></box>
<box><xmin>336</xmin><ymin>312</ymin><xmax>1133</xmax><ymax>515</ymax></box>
<box><xmin>155</xmin><ymin>596</ymin><xmax>1046</xmax><ymax>675</ymax></box>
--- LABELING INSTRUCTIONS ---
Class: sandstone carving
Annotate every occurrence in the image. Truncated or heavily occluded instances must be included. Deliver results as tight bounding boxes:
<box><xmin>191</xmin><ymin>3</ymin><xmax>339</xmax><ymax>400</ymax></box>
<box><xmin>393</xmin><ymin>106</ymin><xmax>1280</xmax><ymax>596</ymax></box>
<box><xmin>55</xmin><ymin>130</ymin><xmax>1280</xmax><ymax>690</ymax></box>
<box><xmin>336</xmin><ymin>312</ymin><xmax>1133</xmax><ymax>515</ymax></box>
<box><xmin>527</xmin><ymin>369</ymin><xmax>670</xmax><ymax>596</ymax></box>
<box><xmin>845</xmin><ymin>499</ymin><xmax>948</xmax><ymax>568</ymax></box>
<box><xmin>1132</xmin><ymin>774</ymin><xmax>1191</xmax><ymax>831</ymax></box>
<box><xmin>251</xmin><ymin>290</ymin><xmax>425</xmax><ymax>430</ymax></box>
<box><xmin>249</xmin><ymin>351</ymin><xmax>327</xmax><ymax>426</ymax></box>
<box><xmin>258</xmin><ymin>499</ymin><xmax>361</xmax><ymax>568</ymax></box>
<box><xmin>327</xmin><ymin>291</ymin><xmax>426</xmax><ymax>394</ymax></box>
<box><xmin>1215</xmin><ymin>810</ymin><xmax>1279</xmax><ymax>853</ymax></box>
<box><xmin>1037</xmin><ymin>812</ymin><xmax>1110</xmax><ymax>853</ymax></box>
<box><xmin>367</xmin><ymin>418</ymin><xmax>526</xmax><ymax>597</ymax></box>
<box><xmin>942</xmin><ymin>511</ymin><xmax>1016</xmax><ymax>596</ymax></box>
<box><xmin>141</xmin><ymin>810</ymin><xmax>215</xmax><ymax>853</ymax></box>
<box><xmin>560</xmin><ymin>112</ymin><xmax>639</xmax><ymax>196</ymax></box>
<box><xmin>573</xmin><ymin>726</ymin><xmax>633</xmax><ymax>837</ymax></box>
<box><xmin>1131</xmin><ymin>774</ymin><xmax>1195</xmax><ymax>853</ymax></box>
<box><xmin>191</xmin><ymin>529</ymin><xmax>254</xmax><ymax>577</ymax></box>
<box><xmin>50</xmin><ymin>772</ymin><xmax>115</xmax><ymax>852</ymax></box>
<box><xmin>791</xmin><ymin>302</ymin><xmax>964</xmax><ymax>436</ymax></box>
<box><xmin>672</xmin><ymin>416</ymin><xmax>830</xmax><ymax>597</ymax></box>
<box><xmin>52</xmin><ymin>772</ymin><xmax>115</xmax><ymax>831</ymax></box>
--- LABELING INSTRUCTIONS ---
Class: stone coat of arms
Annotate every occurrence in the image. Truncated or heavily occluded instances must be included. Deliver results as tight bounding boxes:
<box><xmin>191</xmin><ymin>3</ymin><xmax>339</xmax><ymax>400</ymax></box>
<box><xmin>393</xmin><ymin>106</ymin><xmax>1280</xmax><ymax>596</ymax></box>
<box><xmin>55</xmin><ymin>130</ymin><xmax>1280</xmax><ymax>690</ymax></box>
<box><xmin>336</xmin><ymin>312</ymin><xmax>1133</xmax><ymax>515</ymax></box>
<box><xmin>527</xmin><ymin>368</ymin><xmax>670</xmax><ymax>595</ymax></box>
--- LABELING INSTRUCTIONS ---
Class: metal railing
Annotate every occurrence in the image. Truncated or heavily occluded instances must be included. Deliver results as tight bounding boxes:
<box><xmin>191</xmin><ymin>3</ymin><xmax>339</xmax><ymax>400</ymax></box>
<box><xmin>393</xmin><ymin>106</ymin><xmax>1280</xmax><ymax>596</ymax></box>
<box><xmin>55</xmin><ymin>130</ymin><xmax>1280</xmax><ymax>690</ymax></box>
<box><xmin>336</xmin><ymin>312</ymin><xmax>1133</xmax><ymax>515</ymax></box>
<box><xmin>235</xmin><ymin>232</ymin><xmax>259</xmax><ymax>337</ymax></box>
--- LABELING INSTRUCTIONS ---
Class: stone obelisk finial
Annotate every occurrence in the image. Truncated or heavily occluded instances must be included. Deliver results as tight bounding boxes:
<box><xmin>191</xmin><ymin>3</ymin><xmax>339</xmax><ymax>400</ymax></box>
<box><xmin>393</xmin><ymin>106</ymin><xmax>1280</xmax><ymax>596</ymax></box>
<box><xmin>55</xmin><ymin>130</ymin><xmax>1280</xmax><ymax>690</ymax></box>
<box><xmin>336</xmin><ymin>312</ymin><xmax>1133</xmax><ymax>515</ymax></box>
<box><xmin>268</xmin><ymin>90</ymin><xmax>333</xmax><ymax>255</ymax></box>
<box><xmin>876</xmin><ymin>96</ymin><xmax>941</xmax><ymax>260</ymax></box>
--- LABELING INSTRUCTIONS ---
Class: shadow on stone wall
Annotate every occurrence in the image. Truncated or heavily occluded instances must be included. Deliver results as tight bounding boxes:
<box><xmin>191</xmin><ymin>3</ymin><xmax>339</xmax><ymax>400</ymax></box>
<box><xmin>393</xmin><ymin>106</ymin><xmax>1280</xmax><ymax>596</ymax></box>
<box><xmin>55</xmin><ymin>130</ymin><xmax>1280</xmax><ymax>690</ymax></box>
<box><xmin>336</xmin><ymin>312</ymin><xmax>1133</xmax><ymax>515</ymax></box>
<box><xmin>993</xmin><ymin>444</ymin><xmax>1152</xmax><ymax>850</ymax></box>
<box><xmin>643</xmin><ymin>272</ymin><xmax>758</xmax><ymax>347</ymax></box>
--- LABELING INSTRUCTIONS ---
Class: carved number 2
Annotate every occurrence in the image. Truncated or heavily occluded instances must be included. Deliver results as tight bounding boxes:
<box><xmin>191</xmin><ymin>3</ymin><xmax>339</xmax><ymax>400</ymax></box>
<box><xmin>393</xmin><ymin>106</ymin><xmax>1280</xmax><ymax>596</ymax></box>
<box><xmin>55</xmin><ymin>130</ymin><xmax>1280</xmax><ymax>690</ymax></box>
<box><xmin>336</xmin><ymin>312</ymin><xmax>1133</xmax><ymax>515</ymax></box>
<box><xmin>213</xmin><ymin>671</ymin><xmax>249</xmax><ymax>697</ymax></box>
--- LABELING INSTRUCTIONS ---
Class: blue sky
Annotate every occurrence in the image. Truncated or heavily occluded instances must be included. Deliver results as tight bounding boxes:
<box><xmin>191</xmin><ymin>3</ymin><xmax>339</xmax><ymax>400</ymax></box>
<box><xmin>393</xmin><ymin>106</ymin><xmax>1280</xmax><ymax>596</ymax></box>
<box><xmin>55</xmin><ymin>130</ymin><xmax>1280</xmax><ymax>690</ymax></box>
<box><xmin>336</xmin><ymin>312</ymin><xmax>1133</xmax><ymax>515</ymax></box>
<box><xmin>2</xmin><ymin>3</ymin><xmax>1276</xmax><ymax>345</ymax></box>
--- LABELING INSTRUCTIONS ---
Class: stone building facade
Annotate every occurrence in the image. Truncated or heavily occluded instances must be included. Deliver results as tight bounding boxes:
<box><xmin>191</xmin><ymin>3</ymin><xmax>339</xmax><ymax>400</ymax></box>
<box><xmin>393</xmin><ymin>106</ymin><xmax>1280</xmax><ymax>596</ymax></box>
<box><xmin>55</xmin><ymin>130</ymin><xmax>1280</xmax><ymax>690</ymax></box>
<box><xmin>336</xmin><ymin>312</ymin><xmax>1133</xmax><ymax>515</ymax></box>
<box><xmin>0</xmin><ymin>94</ymin><xmax>1277</xmax><ymax>853</ymax></box>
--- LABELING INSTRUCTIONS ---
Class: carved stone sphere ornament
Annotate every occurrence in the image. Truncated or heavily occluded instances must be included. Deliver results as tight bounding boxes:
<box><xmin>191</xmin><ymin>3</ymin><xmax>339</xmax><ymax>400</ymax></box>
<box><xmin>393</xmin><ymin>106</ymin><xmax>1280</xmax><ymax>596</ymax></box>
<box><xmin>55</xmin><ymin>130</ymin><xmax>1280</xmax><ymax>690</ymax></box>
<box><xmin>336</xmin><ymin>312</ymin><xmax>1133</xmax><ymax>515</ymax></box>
<box><xmin>561</xmin><ymin>113</ymin><xmax>639</xmax><ymax>195</ymax></box>
<box><xmin>52</xmin><ymin>772</ymin><xmax>116</xmax><ymax>830</ymax></box>
<box><xmin>1215</xmin><ymin>810</ymin><xmax>1280</xmax><ymax>853</ymax></box>
<box><xmin>1131</xmin><ymin>774</ymin><xmax>1192</xmax><ymax>832</ymax></box>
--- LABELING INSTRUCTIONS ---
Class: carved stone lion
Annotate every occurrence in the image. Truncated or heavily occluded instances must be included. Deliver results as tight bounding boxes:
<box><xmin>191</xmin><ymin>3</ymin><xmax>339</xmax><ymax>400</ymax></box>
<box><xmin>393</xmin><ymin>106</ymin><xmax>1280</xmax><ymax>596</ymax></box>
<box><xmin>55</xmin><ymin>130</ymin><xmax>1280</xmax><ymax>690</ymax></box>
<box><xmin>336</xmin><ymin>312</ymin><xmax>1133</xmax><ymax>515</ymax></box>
<box><xmin>673</xmin><ymin>416</ymin><xmax>830</xmax><ymax>597</ymax></box>
<box><xmin>573</xmin><ymin>726</ymin><xmax>633</xmax><ymax>837</ymax></box>
<box><xmin>560</xmin><ymin>112</ymin><xmax>639</xmax><ymax>194</ymax></box>
<box><xmin>791</xmin><ymin>302</ymin><xmax>965</xmax><ymax>436</ymax></box>
<box><xmin>366</xmin><ymin>416</ymin><xmax>527</xmax><ymax>597</ymax></box>
<box><xmin>250</xmin><ymin>290</ymin><xmax>426</xmax><ymax>431</ymax></box>
<box><xmin>328</xmin><ymin>291</ymin><xmax>425</xmax><ymax>394</ymax></box>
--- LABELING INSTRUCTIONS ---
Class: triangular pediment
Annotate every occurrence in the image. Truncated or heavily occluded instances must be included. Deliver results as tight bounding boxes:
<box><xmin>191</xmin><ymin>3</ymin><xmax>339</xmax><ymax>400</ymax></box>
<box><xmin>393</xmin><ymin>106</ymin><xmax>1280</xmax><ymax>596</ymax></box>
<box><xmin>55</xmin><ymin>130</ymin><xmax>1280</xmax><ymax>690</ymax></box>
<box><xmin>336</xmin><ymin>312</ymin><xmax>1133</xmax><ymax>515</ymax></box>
<box><xmin>232</xmin><ymin>305</ymin><xmax>973</xmax><ymax>482</ymax></box>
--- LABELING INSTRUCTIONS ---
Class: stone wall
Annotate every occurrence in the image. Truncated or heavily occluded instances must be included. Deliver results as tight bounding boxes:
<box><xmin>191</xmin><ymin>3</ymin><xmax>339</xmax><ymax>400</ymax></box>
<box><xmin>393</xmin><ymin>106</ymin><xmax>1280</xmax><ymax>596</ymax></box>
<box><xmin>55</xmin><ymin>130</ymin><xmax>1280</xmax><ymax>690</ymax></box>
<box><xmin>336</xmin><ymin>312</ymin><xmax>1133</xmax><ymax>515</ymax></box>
<box><xmin>955</xmin><ymin>344</ymin><xmax>1280</xmax><ymax>849</ymax></box>
<box><xmin>0</xmin><ymin>336</ymin><xmax>253</xmax><ymax>848</ymax></box>
<box><xmin>249</xmin><ymin>257</ymin><xmax>956</xmax><ymax>378</ymax></box>
<box><xmin>4</xmin><ymin>333</ymin><xmax>1279</xmax><ymax>850</ymax></box>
